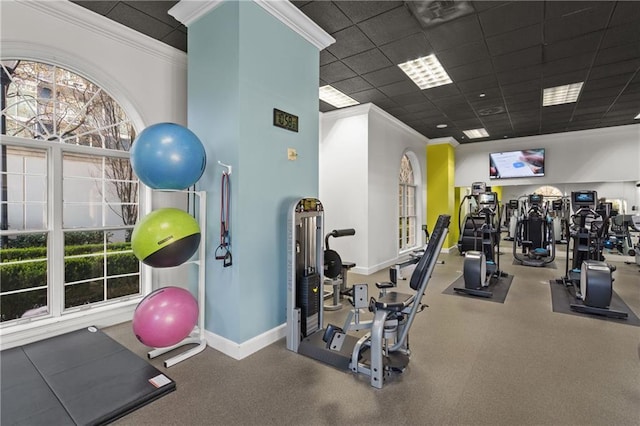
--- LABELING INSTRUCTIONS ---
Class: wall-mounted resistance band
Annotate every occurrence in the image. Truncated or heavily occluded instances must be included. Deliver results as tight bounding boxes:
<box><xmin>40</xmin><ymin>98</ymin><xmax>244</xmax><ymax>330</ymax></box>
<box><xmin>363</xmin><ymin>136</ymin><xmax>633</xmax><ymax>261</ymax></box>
<box><xmin>215</xmin><ymin>168</ymin><xmax>232</xmax><ymax>267</ymax></box>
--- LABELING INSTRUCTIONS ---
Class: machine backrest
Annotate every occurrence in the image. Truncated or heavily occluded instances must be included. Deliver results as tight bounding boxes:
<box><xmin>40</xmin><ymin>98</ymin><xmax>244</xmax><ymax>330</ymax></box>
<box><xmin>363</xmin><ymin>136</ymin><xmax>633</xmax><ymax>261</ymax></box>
<box><xmin>409</xmin><ymin>214</ymin><xmax>451</xmax><ymax>291</ymax></box>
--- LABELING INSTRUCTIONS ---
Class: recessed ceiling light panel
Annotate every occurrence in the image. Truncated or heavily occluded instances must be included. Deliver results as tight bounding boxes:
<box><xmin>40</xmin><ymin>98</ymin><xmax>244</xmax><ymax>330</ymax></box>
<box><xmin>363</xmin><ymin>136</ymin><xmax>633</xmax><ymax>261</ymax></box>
<box><xmin>398</xmin><ymin>54</ymin><xmax>452</xmax><ymax>90</ymax></box>
<box><xmin>463</xmin><ymin>128</ymin><xmax>489</xmax><ymax>139</ymax></box>
<box><xmin>319</xmin><ymin>85</ymin><xmax>359</xmax><ymax>108</ymax></box>
<box><xmin>543</xmin><ymin>82</ymin><xmax>584</xmax><ymax>106</ymax></box>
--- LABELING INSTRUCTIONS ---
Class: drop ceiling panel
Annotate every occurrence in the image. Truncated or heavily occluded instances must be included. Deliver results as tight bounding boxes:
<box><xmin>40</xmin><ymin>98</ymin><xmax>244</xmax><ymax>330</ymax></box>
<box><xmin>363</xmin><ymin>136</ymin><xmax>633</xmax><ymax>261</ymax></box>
<box><xmin>424</xmin><ymin>14</ymin><xmax>484</xmax><ymax>51</ymax></box>
<box><xmin>478</xmin><ymin>1</ymin><xmax>544</xmax><ymax>37</ymax></box>
<box><xmin>326</xmin><ymin>26</ymin><xmax>375</xmax><ymax>59</ymax></box>
<box><xmin>341</xmin><ymin>48</ymin><xmax>392</xmax><ymax>75</ymax></box>
<box><xmin>357</xmin><ymin>6</ymin><xmax>422</xmax><ymax>45</ymax></box>
<box><xmin>334</xmin><ymin>1</ymin><xmax>402</xmax><ymax>23</ymax></box>
<box><xmin>297</xmin><ymin>1</ymin><xmax>351</xmax><ymax>34</ymax></box>
<box><xmin>361</xmin><ymin>66</ymin><xmax>408</xmax><ymax>87</ymax></box>
<box><xmin>71</xmin><ymin>0</ymin><xmax>640</xmax><ymax>142</ymax></box>
<box><xmin>485</xmin><ymin>24</ymin><xmax>542</xmax><ymax>57</ymax></box>
<box><xmin>379</xmin><ymin>33</ymin><xmax>434</xmax><ymax>64</ymax></box>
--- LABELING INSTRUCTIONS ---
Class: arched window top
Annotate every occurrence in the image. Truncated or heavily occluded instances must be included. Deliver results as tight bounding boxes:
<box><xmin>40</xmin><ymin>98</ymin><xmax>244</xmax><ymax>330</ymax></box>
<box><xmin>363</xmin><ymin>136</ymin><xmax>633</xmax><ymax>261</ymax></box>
<box><xmin>534</xmin><ymin>185</ymin><xmax>562</xmax><ymax>197</ymax></box>
<box><xmin>1</xmin><ymin>60</ymin><xmax>135</xmax><ymax>150</ymax></box>
<box><xmin>399</xmin><ymin>153</ymin><xmax>414</xmax><ymax>185</ymax></box>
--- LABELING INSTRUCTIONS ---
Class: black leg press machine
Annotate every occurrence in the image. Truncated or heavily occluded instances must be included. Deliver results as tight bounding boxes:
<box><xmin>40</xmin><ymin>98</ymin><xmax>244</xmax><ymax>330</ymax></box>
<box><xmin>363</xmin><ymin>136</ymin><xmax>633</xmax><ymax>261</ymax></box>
<box><xmin>286</xmin><ymin>197</ymin><xmax>450</xmax><ymax>389</ymax></box>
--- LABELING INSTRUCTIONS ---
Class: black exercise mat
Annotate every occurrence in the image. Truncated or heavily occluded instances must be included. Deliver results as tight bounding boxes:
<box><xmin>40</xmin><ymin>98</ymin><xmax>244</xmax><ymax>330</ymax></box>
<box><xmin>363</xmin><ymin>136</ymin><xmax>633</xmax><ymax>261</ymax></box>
<box><xmin>549</xmin><ymin>281</ymin><xmax>640</xmax><ymax>326</ymax></box>
<box><xmin>1</xmin><ymin>327</ymin><xmax>176</xmax><ymax>425</ymax></box>
<box><xmin>0</xmin><ymin>347</ymin><xmax>75</xmax><ymax>425</ymax></box>
<box><xmin>512</xmin><ymin>259</ymin><xmax>557</xmax><ymax>269</ymax></box>
<box><xmin>442</xmin><ymin>274</ymin><xmax>514</xmax><ymax>303</ymax></box>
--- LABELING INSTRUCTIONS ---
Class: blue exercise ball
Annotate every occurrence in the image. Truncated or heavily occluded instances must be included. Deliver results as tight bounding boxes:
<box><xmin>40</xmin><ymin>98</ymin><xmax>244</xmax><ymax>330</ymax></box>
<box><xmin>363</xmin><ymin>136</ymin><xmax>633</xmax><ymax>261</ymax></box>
<box><xmin>130</xmin><ymin>122</ymin><xmax>206</xmax><ymax>190</ymax></box>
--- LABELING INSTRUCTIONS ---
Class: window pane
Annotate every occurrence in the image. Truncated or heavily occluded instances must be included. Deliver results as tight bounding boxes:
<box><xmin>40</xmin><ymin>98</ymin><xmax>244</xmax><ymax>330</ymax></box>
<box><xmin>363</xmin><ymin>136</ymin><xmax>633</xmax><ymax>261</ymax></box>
<box><xmin>407</xmin><ymin>186</ymin><xmax>415</xmax><ymax>216</ymax></box>
<box><xmin>1</xmin><ymin>289</ymin><xmax>48</xmax><ymax>322</ymax></box>
<box><xmin>107</xmin><ymin>276</ymin><xmax>139</xmax><ymax>299</ymax></box>
<box><xmin>2</xmin><ymin>61</ymin><xmax>134</xmax><ymax>148</ymax></box>
<box><xmin>407</xmin><ymin>217</ymin><xmax>416</xmax><ymax>247</ymax></box>
<box><xmin>65</xmin><ymin>254</ymin><xmax>104</xmax><ymax>283</ymax></box>
<box><xmin>1</xmin><ymin>145</ymin><xmax>47</xmax><ymax>230</ymax></box>
<box><xmin>63</xmin><ymin>153</ymin><xmax>137</xmax><ymax>228</ymax></box>
<box><xmin>63</xmin><ymin>229</ymin><xmax>138</xmax><ymax>307</ymax></box>
<box><xmin>399</xmin><ymin>154</ymin><xmax>413</xmax><ymax>184</ymax></box>
<box><xmin>0</xmin><ymin>233</ymin><xmax>48</xmax><ymax>322</ymax></box>
<box><xmin>65</xmin><ymin>280</ymin><xmax>103</xmax><ymax>309</ymax></box>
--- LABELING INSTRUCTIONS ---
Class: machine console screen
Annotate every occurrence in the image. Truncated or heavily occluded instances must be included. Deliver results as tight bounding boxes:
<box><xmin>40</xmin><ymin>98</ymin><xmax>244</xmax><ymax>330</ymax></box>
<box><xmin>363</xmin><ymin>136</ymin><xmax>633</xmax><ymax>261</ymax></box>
<box><xmin>479</xmin><ymin>192</ymin><xmax>496</xmax><ymax>206</ymax></box>
<box><xmin>571</xmin><ymin>191</ymin><xmax>596</xmax><ymax>210</ymax></box>
<box><xmin>529</xmin><ymin>194</ymin><xmax>543</xmax><ymax>205</ymax></box>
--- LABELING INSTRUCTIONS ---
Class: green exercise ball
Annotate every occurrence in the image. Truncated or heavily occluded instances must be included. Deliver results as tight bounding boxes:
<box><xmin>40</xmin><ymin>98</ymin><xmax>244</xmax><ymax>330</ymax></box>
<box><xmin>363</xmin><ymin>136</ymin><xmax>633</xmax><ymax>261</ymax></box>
<box><xmin>132</xmin><ymin>208</ymin><xmax>201</xmax><ymax>268</ymax></box>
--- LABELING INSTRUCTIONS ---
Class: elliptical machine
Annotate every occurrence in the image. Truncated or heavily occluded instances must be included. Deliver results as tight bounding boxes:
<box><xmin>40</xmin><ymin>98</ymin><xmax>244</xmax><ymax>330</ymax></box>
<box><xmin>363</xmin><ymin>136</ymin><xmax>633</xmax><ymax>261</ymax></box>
<box><xmin>504</xmin><ymin>199</ymin><xmax>519</xmax><ymax>241</ymax></box>
<box><xmin>557</xmin><ymin>190</ymin><xmax>627</xmax><ymax>319</ymax></box>
<box><xmin>454</xmin><ymin>188</ymin><xmax>505</xmax><ymax>298</ymax></box>
<box><xmin>457</xmin><ymin>182</ymin><xmax>492</xmax><ymax>255</ymax></box>
<box><xmin>513</xmin><ymin>193</ymin><xmax>555</xmax><ymax>267</ymax></box>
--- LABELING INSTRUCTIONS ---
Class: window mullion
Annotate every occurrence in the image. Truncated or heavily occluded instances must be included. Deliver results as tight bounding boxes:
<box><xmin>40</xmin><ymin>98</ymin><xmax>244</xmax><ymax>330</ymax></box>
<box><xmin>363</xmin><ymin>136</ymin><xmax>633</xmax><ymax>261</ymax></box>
<box><xmin>102</xmin><ymin>157</ymin><xmax>108</xmax><ymax>302</ymax></box>
<box><xmin>49</xmin><ymin>145</ymin><xmax>64</xmax><ymax>317</ymax></box>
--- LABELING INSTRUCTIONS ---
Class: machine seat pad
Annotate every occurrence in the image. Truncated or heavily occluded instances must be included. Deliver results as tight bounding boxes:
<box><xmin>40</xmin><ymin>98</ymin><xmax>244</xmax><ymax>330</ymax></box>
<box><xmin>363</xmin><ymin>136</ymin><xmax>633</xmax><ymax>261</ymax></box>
<box><xmin>375</xmin><ymin>281</ymin><xmax>396</xmax><ymax>289</ymax></box>
<box><xmin>342</xmin><ymin>261</ymin><xmax>356</xmax><ymax>269</ymax></box>
<box><xmin>374</xmin><ymin>291</ymin><xmax>414</xmax><ymax>312</ymax></box>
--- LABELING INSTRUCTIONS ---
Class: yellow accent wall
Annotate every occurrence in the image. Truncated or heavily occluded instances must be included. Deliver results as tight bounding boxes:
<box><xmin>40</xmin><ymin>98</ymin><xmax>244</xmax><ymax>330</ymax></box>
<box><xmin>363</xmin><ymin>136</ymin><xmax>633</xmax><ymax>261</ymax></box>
<box><xmin>492</xmin><ymin>185</ymin><xmax>503</xmax><ymax>204</ymax></box>
<box><xmin>427</xmin><ymin>144</ymin><xmax>456</xmax><ymax>248</ymax></box>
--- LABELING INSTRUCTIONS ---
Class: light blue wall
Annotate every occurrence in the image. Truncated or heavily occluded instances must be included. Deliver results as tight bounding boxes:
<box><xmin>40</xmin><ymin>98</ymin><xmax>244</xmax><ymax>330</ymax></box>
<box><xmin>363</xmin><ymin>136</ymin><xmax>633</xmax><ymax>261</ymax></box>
<box><xmin>188</xmin><ymin>1</ymin><xmax>319</xmax><ymax>343</ymax></box>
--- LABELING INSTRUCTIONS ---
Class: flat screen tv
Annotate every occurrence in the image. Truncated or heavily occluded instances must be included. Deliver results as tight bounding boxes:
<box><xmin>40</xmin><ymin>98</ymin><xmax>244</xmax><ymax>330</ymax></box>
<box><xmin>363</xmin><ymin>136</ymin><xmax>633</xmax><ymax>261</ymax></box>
<box><xmin>489</xmin><ymin>148</ymin><xmax>545</xmax><ymax>179</ymax></box>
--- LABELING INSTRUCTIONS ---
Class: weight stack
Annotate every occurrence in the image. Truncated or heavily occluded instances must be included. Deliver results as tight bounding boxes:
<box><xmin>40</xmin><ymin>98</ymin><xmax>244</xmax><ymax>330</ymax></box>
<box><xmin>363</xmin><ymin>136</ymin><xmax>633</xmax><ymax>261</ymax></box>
<box><xmin>297</xmin><ymin>272</ymin><xmax>320</xmax><ymax>336</ymax></box>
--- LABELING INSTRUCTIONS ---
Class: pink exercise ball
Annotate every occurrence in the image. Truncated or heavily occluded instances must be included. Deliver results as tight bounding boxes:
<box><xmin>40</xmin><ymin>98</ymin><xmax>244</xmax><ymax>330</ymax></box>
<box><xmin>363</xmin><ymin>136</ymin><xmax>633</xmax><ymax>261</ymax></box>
<box><xmin>132</xmin><ymin>286</ymin><xmax>198</xmax><ymax>348</ymax></box>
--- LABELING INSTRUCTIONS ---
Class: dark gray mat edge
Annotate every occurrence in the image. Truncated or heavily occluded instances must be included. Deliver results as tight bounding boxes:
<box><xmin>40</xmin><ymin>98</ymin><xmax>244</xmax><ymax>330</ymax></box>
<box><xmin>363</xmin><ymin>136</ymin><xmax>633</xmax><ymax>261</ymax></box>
<box><xmin>442</xmin><ymin>274</ymin><xmax>514</xmax><ymax>303</ymax></box>
<box><xmin>549</xmin><ymin>281</ymin><xmax>640</xmax><ymax>326</ymax></box>
<box><xmin>1</xmin><ymin>327</ymin><xmax>176</xmax><ymax>426</ymax></box>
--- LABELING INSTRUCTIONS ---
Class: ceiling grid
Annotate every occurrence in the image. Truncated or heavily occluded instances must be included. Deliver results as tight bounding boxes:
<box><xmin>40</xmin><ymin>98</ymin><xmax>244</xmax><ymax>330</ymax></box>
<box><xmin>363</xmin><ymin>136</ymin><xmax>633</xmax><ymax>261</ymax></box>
<box><xmin>71</xmin><ymin>0</ymin><xmax>640</xmax><ymax>143</ymax></box>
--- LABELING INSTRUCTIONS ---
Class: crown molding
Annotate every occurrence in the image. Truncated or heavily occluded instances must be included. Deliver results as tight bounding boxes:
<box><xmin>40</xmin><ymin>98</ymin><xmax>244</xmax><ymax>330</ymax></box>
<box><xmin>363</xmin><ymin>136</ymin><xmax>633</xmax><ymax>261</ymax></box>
<box><xmin>168</xmin><ymin>0</ymin><xmax>224</xmax><ymax>26</ymax></box>
<box><xmin>169</xmin><ymin>0</ymin><xmax>335</xmax><ymax>50</ymax></box>
<box><xmin>14</xmin><ymin>0</ymin><xmax>187</xmax><ymax>67</ymax></box>
<box><xmin>320</xmin><ymin>103</ymin><xmax>373</xmax><ymax>121</ymax></box>
<box><xmin>320</xmin><ymin>103</ymin><xmax>431</xmax><ymax>145</ymax></box>
<box><xmin>428</xmin><ymin>137</ymin><xmax>460</xmax><ymax>147</ymax></box>
<box><xmin>368</xmin><ymin>104</ymin><xmax>431</xmax><ymax>145</ymax></box>
<box><xmin>254</xmin><ymin>0</ymin><xmax>334</xmax><ymax>50</ymax></box>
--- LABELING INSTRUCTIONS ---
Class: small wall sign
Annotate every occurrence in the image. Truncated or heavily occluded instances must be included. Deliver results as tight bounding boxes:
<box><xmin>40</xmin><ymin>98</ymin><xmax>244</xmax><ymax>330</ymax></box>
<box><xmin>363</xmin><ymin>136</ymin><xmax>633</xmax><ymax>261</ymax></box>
<box><xmin>273</xmin><ymin>108</ymin><xmax>298</xmax><ymax>132</ymax></box>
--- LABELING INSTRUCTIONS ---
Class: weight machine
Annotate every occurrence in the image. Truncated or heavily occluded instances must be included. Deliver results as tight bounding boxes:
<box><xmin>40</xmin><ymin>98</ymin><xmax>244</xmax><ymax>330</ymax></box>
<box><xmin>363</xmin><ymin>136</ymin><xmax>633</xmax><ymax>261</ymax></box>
<box><xmin>323</xmin><ymin>228</ymin><xmax>356</xmax><ymax>311</ymax></box>
<box><xmin>286</xmin><ymin>197</ymin><xmax>450</xmax><ymax>388</ymax></box>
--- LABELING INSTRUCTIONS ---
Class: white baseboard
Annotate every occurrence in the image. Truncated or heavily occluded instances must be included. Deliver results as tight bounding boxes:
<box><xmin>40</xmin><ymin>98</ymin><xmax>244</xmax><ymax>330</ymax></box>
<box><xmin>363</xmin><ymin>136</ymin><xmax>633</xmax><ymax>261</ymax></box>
<box><xmin>441</xmin><ymin>245</ymin><xmax>458</xmax><ymax>254</ymax></box>
<box><xmin>204</xmin><ymin>323</ymin><xmax>286</xmax><ymax>360</ymax></box>
<box><xmin>350</xmin><ymin>247</ymin><xmax>454</xmax><ymax>276</ymax></box>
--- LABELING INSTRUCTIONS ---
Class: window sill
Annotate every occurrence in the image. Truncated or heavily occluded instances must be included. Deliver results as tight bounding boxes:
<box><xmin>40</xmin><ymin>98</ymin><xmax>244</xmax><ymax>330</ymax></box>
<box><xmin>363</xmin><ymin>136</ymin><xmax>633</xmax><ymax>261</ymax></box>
<box><xmin>0</xmin><ymin>298</ymin><xmax>140</xmax><ymax>350</ymax></box>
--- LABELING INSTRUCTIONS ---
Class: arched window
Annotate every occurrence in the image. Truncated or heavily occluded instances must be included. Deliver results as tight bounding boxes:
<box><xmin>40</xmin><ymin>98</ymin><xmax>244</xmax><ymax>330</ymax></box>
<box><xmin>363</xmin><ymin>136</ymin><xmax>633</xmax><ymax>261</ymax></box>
<box><xmin>0</xmin><ymin>60</ymin><xmax>140</xmax><ymax>325</ymax></box>
<box><xmin>534</xmin><ymin>185</ymin><xmax>562</xmax><ymax>197</ymax></box>
<box><xmin>399</xmin><ymin>153</ymin><xmax>417</xmax><ymax>251</ymax></box>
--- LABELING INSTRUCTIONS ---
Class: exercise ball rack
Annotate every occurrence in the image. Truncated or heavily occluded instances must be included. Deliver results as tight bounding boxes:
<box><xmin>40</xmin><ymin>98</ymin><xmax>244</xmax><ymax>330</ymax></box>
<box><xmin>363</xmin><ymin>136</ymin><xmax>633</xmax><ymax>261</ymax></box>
<box><xmin>145</xmin><ymin>189</ymin><xmax>207</xmax><ymax>368</ymax></box>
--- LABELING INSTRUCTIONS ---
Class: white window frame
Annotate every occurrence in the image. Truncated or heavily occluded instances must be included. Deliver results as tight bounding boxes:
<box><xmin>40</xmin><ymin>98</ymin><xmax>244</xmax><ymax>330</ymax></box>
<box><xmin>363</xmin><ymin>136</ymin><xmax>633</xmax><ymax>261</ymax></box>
<box><xmin>0</xmin><ymin>60</ymin><xmax>150</xmax><ymax>349</ymax></box>
<box><xmin>399</xmin><ymin>151</ymin><xmax>421</xmax><ymax>254</ymax></box>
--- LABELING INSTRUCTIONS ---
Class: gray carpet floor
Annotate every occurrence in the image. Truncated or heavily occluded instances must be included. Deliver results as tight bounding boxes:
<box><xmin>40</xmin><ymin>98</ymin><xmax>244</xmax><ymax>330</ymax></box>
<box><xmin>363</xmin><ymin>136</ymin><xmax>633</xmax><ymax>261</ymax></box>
<box><xmin>107</xmin><ymin>242</ymin><xmax>640</xmax><ymax>425</ymax></box>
